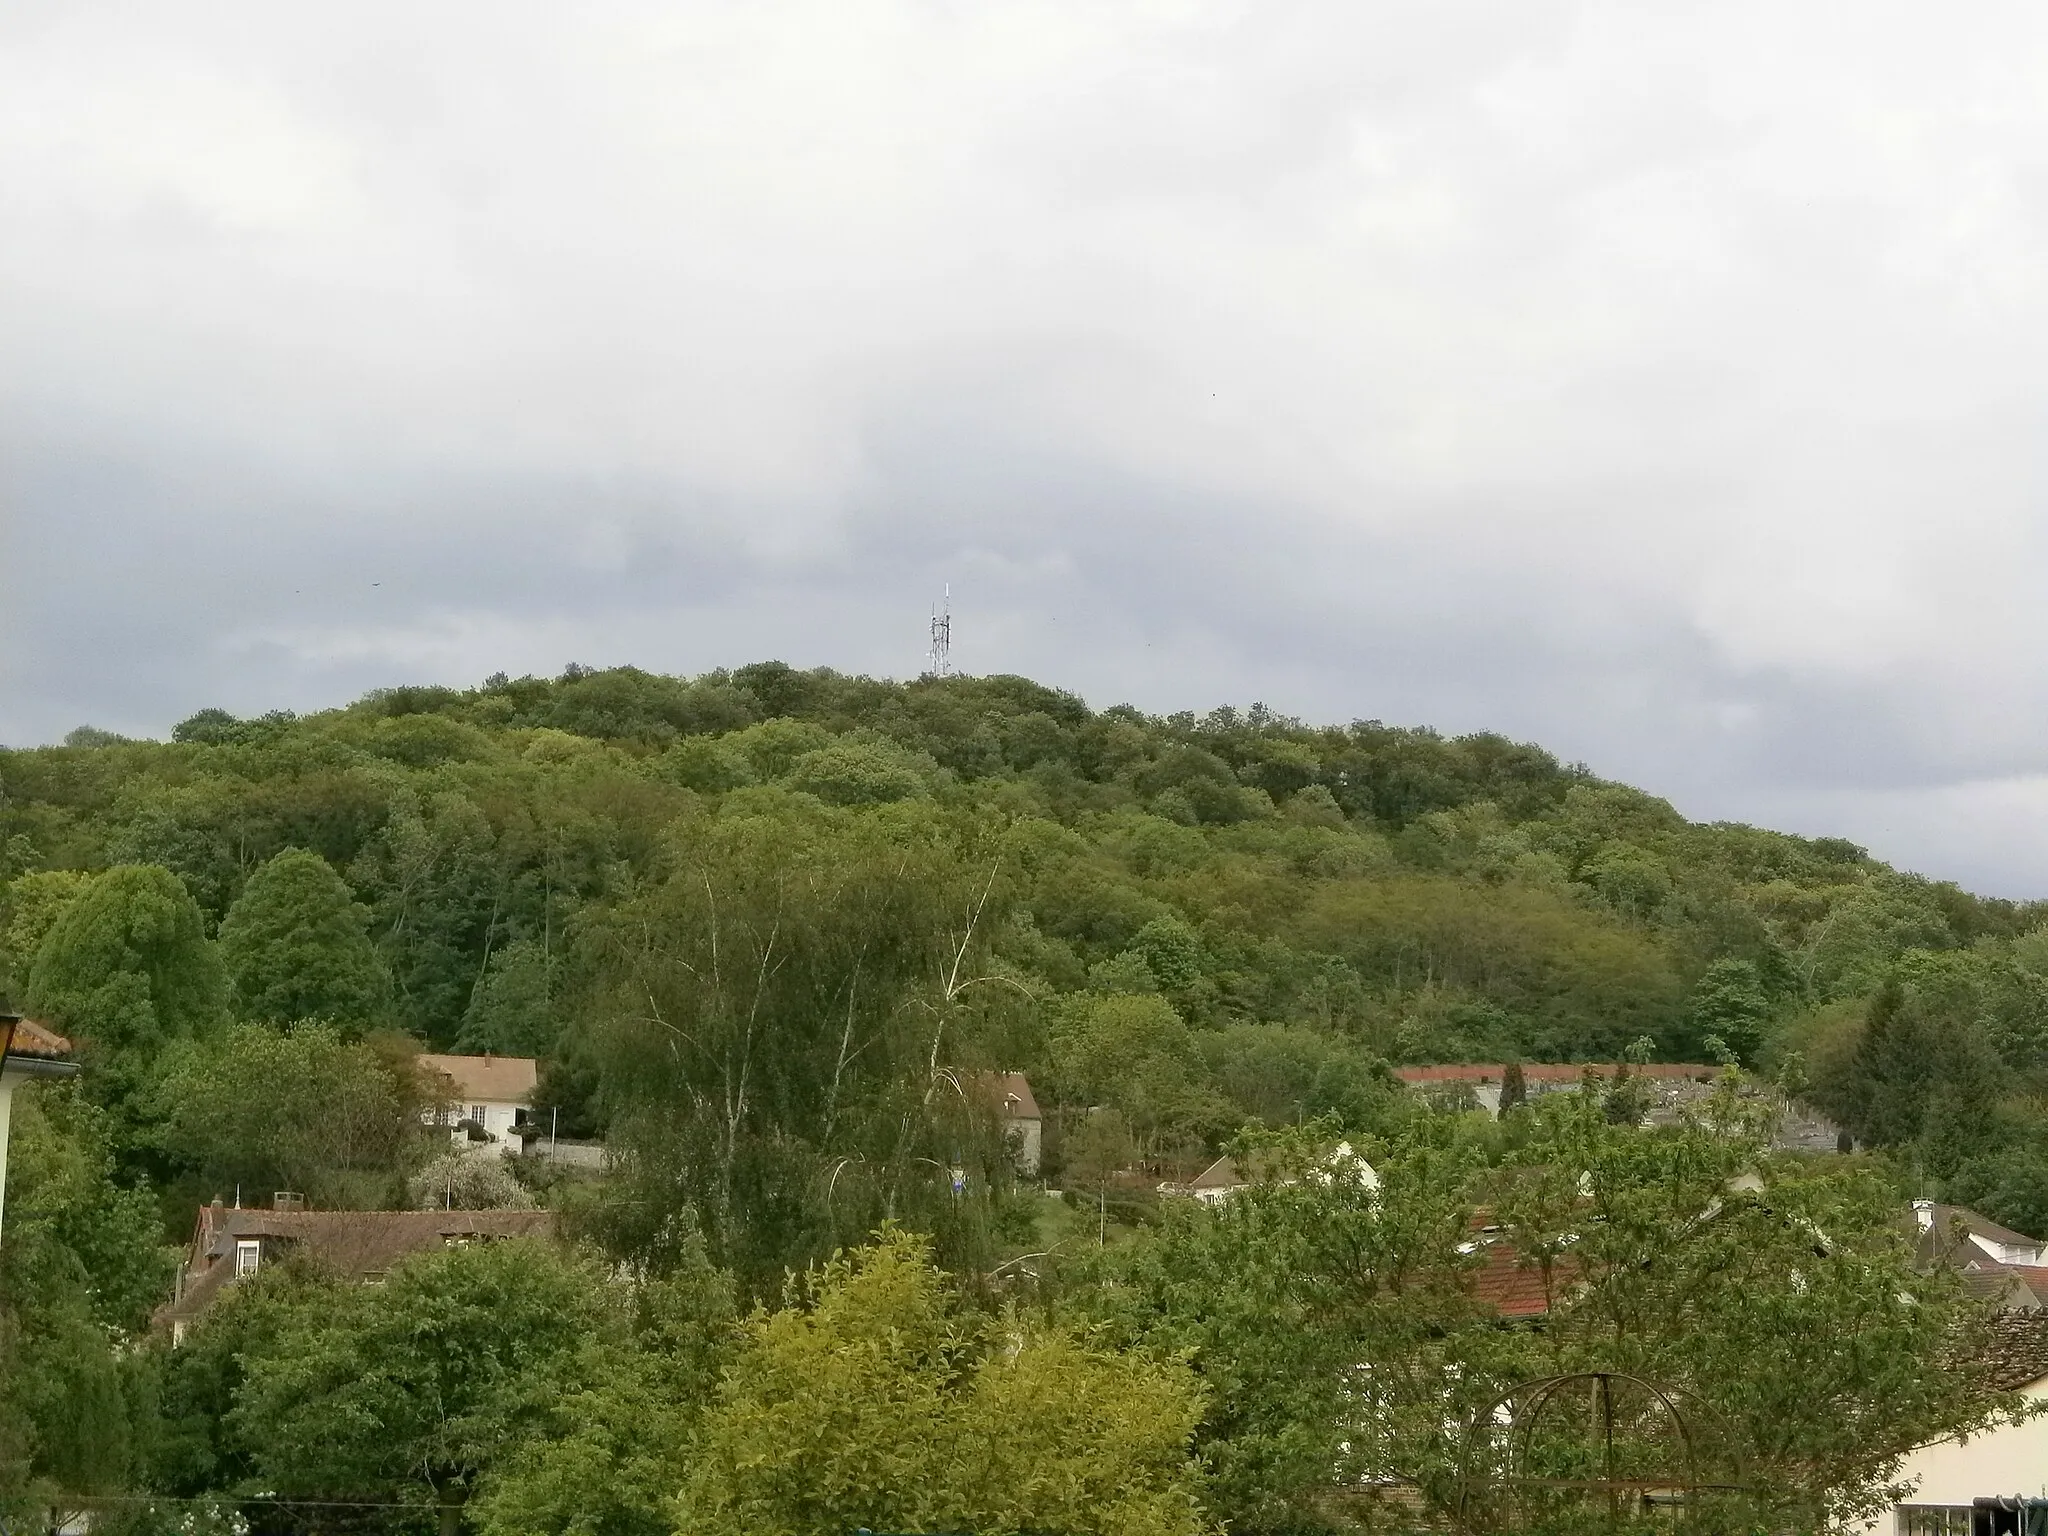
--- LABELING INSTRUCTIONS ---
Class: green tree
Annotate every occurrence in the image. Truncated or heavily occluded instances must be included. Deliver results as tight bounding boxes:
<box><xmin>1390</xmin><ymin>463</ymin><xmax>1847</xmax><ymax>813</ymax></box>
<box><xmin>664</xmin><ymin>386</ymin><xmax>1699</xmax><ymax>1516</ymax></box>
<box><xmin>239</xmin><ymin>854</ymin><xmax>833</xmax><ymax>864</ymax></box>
<box><xmin>408</xmin><ymin>1148</ymin><xmax>533</xmax><ymax>1211</ymax></box>
<box><xmin>1047</xmin><ymin>993</ymin><xmax>1230</xmax><ymax>1156</ymax></box>
<box><xmin>473</xmin><ymin>1246</ymin><xmax>738</xmax><ymax>1536</ymax></box>
<box><xmin>1686</xmin><ymin>957</ymin><xmax>1772</xmax><ymax>1064</ymax></box>
<box><xmin>584</xmin><ymin>794</ymin><xmax>1020</xmax><ymax>1287</ymax></box>
<box><xmin>147</xmin><ymin>1023</ymin><xmax>427</xmax><ymax>1205</ymax></box>
<box><xmin>456</xmin><ymin>937</ymin><xmax>557</xmax><ymax>1057</ymax></box>
<box><xmin>23</xmin><ymin>864</ymin><xmax>226</xmax><ymax>1105</ymax></box>
<box><xmin>1084</xmin><ymin>1096</ymin><xmax>2011</xmax><ymax>1535</ymax></box>
<box><xmin>217</xmin><ymin>847</ymin><xmax>390</xmax><ymax>1029</ymax></box>
<box><xmin>232</xmin><ymin>1239</ymin><xmax>627</xmax><ymax>1534</ymax></box>
<box><xmin>785</xmin><ymin>739</ymin><xmax>932</xmax><ymax>806</ymax></box>
<box><xmin>679</xmin><ymin>1228</ymin><xmax>1211</xmax><ymax>1536</ymax></box>
<box><xmin>0</xmin><ymin>869</ymin><xmax>95</xmax><ymax>998</ymax></box>
<box><xmin>0</xmin><ymin>1082</ymin><xmax>168</xmax><ymax>1519</ymax></box>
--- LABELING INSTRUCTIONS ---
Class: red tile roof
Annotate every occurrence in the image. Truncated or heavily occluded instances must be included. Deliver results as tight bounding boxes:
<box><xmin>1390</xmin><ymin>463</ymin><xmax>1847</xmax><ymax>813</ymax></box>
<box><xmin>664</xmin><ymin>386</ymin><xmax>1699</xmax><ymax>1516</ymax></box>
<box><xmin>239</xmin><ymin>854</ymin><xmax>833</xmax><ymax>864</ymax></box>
<box><xmin>1469</xmin><ymin>1240</ymin><xmax>1563</xmax><ymax>1318</ymax></box>
<box><xmin>2</xmin><ymin>1016</ymin><xmax>73</xmax><ymax>1060</ymax></box>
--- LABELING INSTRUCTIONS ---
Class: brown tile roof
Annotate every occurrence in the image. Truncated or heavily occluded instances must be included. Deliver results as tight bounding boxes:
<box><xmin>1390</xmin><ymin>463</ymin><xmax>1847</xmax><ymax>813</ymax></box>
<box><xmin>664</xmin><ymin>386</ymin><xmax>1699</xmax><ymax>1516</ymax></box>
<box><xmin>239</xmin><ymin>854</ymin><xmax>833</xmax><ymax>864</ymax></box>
<box><xmin>1185</xmin><ymin>1155</ymin><xmax>1245</xmax><ymax>1191</ymax></box>
<box><xmin>162</xmin><ymin>1206</ymin><xmax>553</xmax><ymax>1326</ymax></box>
<box><xmin>978</xmin><ymin>1073</ymin><xmax>1032</xmax><ymax>1122</ymax></box>
<box><xmin>1923</xmin><ymin>1203</ymin><xmax>2044</xmax><ymax>1253</ymax></box>
<box><xmin>1976</xmin><ymin>1311</ymin><xmax>2048</xmax><ymax>1391</ymax></box>
<box><xmin>1</xmin><ymin>1016</ymin><xmax>74</xmax><ymax>1060</ymax></box>
<box><xmin>1394</xmin><ymin>1063</ymin><xmax>1717</xmax><ymax>1085</ymax></box>
<box><xmin>419</xmin><ymin>1052</ymin><xmax>538</xmax><ymax>1105</ymax></box>
<box><xmin>968</xmin><ymin>1071</ymin><xmax>1040</xmax><ymax>1121</ymax></box>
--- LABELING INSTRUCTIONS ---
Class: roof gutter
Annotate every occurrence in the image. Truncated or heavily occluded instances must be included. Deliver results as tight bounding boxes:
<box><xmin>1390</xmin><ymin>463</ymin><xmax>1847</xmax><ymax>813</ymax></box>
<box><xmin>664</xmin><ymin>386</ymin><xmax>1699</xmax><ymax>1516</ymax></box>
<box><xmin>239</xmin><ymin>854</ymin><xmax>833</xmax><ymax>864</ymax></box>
<box><xmin>0</xmin><ymin>1013</ymin><xmax>81</xmax><ymax>1080</ymax></box>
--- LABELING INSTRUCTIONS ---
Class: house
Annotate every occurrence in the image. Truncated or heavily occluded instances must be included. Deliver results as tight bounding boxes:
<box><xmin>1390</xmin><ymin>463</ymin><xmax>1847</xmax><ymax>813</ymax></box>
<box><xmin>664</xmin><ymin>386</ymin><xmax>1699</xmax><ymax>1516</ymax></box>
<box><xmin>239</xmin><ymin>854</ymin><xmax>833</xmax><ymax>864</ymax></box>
<box><xmin>1862</xmin><ymin>1312</ymin><xmax>2048</xmax><ymax>1533</ymax></box>
<box><xmin>418</xmin><ymin>1051</ymin><xmax>538</xmax><ymax>1157</ymax></box>
<box><xmin>969</xmin><ymin>1071</ymin><xmax>1042</xmax><ymax>1175</ymax></box>
<box><xmin>0</xmin><ymin>1015</ymin><xmax>78</xmax><ymax>1239</ymax></box>
<box><xmin>1913</xmin><ymin>1202</ymin><xmax>2048</xmax><ymax>1312</ymax></box>
<box><xmin>1161</xmin><ymin>1141</ymin><xmax>1380</xmax><ymax>1205</ymax></box>
<box><xmin>159</xmin><ymin>1195</ymin><xmax>553</xmax><ymax>1344</ymax></box>
<box><xmin>1166</xmin><ymin>1155</ymin><xmax>1251</xmax><ymax>1205</ymax></box>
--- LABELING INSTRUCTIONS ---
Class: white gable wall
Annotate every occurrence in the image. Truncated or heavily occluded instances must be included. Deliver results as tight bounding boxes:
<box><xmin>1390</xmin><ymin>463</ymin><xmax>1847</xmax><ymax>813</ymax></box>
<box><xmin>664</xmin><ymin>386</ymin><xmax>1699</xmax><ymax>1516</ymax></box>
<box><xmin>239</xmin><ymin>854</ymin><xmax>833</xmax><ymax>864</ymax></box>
<box><xmin>1864</xmin><ymin>1378</ymin><xmax>2048</xmax><ymax>1529</ymax></box>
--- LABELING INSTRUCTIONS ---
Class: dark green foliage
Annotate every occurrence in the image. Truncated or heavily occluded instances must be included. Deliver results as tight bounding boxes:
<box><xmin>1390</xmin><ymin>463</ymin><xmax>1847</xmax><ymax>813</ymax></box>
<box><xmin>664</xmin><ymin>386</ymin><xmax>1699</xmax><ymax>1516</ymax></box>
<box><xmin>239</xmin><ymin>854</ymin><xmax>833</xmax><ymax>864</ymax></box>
<box><xmin>1686</xmin><ymin>956</ymin><xmax>1772</xmax><ymax>1064</ymax></box>
<box><xmin>1498</xmin><ymin>1057</ymin><xmax>1527</xmax><ymax>1112</ymax></box>
<box><xmin>0</xmin><ymin>1082</ymin><xmax>169</xmax><ymax>1513</ymax></box>
<box><xmin>217</xmin><ymin>848</ymin><xmax>390</xmax><ymax>1028</ymax></box>
<box><xmin>455</xmin><ymin>936</ymin><xmax>557</xmax><ymax>1056</ymax></box>
<box><xmin>145</xmin><ymin>1022</ymin><xmax>428</xmax><ymax>1205</ymax></box>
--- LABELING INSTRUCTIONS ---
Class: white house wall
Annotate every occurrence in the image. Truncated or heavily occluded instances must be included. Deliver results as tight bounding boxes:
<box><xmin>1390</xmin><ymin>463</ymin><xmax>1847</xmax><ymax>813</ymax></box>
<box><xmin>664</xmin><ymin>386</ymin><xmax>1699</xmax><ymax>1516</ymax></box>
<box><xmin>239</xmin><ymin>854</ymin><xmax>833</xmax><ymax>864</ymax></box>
<box><xmin>447</xmin><ymin>1099</ymin><xmax>527</xmax><ymax>1156</ymax></box>
<box><xmin>1865</xmin><ymin>1380</ymin><xmax>2048</xmax><ymax>1528</ymax></box>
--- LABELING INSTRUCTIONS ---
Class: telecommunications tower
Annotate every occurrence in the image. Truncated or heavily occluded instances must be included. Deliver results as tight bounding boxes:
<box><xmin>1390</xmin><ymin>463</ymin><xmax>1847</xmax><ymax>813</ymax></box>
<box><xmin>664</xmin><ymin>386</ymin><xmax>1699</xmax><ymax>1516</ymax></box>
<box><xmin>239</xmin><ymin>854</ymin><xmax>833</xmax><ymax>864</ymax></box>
<box><xmin>928</xmin><ymin>585</ymin><xmax>952</xmax><ymax>678</ymax></box>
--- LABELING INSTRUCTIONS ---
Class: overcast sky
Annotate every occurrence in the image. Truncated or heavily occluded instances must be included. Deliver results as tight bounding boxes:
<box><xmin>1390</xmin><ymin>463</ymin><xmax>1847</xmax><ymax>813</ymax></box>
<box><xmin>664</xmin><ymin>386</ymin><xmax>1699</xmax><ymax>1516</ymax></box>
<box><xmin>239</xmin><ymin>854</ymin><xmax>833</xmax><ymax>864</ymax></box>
<box><xmin>6</xmin><ymin>3</ymin><xmax>2048</xmax><ymax>895</ymax></box>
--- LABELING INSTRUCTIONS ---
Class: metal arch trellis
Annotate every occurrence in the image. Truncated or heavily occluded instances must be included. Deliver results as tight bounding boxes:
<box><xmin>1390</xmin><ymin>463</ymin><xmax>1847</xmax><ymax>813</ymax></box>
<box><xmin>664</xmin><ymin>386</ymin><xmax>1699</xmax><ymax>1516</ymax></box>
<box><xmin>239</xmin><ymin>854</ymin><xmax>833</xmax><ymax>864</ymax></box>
<box><xmin>1456</xmin><ymin>1370</ymin><xmax>1748</xmax><ymax>1532</ymax></box>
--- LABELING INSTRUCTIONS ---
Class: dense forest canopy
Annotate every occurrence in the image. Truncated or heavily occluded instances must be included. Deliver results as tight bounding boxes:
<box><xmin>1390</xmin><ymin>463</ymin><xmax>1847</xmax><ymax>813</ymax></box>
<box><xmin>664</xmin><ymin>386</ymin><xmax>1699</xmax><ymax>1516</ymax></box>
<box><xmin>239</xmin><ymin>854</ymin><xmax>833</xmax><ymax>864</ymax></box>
<box><xmin>3</xmin><ymin>661</ymin><xmax>2044</xmax><ymax>1532</ymax></box>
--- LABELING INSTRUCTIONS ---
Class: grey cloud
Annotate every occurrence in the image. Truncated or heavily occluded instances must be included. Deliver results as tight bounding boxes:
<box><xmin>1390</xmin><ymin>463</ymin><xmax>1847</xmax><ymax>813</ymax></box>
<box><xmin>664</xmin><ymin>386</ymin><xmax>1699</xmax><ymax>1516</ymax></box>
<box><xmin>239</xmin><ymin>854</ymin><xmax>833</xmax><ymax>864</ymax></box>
<box><xmin>8</xmin><ymin>1</ymin><xmax>2048</xmax><ymax>896</ymax></box>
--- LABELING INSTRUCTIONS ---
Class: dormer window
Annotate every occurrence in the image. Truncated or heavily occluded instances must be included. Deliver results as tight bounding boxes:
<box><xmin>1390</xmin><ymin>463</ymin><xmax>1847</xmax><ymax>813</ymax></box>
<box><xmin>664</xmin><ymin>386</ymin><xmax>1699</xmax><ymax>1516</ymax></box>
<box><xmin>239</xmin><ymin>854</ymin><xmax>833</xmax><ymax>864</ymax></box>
<box><xmin>235</xmin><ymin>1239</ymin><xmax>261</xmax><ymax>1277</ymax></box>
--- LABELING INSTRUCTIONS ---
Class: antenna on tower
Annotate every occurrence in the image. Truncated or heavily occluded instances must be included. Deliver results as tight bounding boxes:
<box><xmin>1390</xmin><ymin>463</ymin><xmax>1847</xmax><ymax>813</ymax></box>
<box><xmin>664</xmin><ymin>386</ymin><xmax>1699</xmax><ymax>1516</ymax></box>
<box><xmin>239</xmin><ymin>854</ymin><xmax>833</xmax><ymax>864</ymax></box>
<box><xmin>928</xmin><ymin>585</ymin><xmax>952</xmax><ymax>678</ymax></box>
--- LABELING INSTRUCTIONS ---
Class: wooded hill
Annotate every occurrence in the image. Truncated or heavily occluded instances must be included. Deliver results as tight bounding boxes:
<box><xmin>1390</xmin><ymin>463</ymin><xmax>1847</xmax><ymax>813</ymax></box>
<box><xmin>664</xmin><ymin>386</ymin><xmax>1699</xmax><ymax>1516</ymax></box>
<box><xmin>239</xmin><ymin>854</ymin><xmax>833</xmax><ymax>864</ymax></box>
<box><xmin>5</xmin><ymin>661</ymin><xmax>2046</xmax><ymax>1533</ymax></box>
<box><xmin>6</xmin><ymin>662</ymin><xmax>2047</xmax><ymax>1243</ymax></box>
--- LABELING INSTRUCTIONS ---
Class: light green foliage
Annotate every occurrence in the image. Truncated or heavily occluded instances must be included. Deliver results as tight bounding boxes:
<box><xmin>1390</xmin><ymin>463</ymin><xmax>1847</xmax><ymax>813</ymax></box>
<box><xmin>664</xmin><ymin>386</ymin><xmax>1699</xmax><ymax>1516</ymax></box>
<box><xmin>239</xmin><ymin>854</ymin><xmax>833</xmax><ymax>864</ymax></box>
<box><xmin>24</xmin><ymin>864</ymin><xmax>226</xmax><ymax>1100</ymax></box>
<box><xmin>408</xmin><ymin>1149</ymin><xmax>534</xmax><ymax>1211</ymax></box>
<box><xmin>680</xmin><ymin>1229</ymin><xmax>1211</xmax><ymax>1536</ymax></box>
<box><xmin>1049</xmin><ymin>993</ymin><xmax>1230</xmax><ymax>1154</ymax></box>
<box><xmin>720</xmin><ymin>717</ymin><xmax>833</xmax><ymax>780</ymax></box>
<box><xmin>785</xmin><ymin>737</ymin><xmax>934</xmax><ymax>805</ymax></box>
<box><xmin>217</xmin><ymin>847</ymin><xmax>390</xmax><ymax>1029</ymax></box>
<box><xmin>0</xmin><ymin>868</ymin><xmax>94</xmax><ymax>996</ymax></box>
<box><xmin>1802</xmin><ymin>879</ymin><xmax>1957</xmax><ymax>998</ymax></box>
<box><xmin>147</xmin><ymin>1022</ymin><xmax>425</xmax><ymax>1204</ymax></box>
<box><xmin>1089</xmin><ymin>1096</ymin><xmax>2008</xmax><ymax>1536</ymax></box>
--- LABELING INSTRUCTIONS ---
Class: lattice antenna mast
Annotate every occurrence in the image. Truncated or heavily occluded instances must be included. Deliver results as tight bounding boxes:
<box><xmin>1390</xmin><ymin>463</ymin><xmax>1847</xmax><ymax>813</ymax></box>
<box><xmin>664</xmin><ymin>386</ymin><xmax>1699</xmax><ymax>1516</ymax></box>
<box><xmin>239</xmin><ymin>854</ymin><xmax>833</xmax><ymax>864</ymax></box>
<box><xmin>929</xmin><ymin>584</ymin><xmax>952</xmax><ymax>678</ymax></box>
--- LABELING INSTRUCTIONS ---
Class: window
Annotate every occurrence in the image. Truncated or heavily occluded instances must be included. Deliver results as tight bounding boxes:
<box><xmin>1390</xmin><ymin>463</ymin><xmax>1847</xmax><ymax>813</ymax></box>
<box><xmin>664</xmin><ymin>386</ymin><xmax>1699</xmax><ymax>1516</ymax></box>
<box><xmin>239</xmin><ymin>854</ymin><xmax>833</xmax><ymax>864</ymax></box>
<box><xmin>469</xmin><ymin>1104</ymin><xmax>489</xmax><ymax>1126</ymax></box>
<box><xmin>235</xmin><ymin>1239</ymin><xmax>261</xmax><ymax>1277</ymax></box>
<box><xmin>1899</xmin><ymin>1509</ymin><xmax>1972</xmax><ymax>1536</ymax></box>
